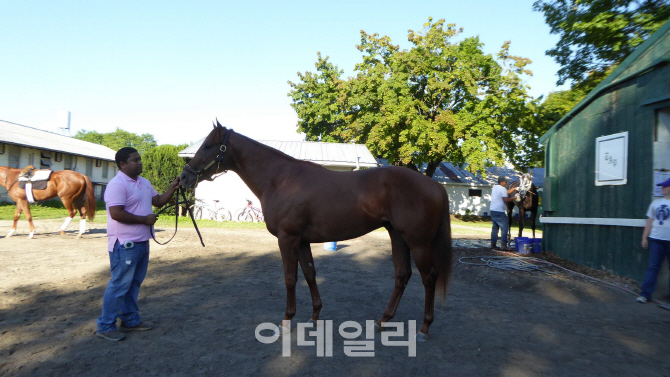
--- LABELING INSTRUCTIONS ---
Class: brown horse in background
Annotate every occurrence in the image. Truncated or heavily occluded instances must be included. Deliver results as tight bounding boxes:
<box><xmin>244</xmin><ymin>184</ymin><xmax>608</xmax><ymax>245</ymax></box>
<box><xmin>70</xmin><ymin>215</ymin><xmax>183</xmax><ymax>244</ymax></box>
<box><xmin>506</xmin><ymin>173</ymin><xmax>539</xmax><ymax>240</ymax></box>
<box><xmin>179</xmin><ymin>122</ymin><xmax>453</xmax><ymax>341</ymax></box>
<box><xmin>0</xmin><ymin>166</ymin><xmax>96</xmax><ymax>239</ymax></box>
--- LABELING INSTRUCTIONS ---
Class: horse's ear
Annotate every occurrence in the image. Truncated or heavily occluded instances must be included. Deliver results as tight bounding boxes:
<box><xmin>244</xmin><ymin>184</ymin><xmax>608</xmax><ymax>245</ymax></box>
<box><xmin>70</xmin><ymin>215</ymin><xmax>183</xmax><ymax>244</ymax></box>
<box><xmin>216</xmin><ymin>118</ymin><xmax>223</xmax><ymax>128</ymax></box>
<box><xmin>212</xmin><ymin>121</ymin><xmax>216</xmax><ymax>130</ymax></box>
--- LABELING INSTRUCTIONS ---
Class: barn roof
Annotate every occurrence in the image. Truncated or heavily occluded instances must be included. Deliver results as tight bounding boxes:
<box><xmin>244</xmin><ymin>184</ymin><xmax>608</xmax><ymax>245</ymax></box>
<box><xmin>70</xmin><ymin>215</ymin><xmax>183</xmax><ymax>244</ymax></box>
<box><xmin>376</xmin><ymin>159</ymin><xmax>544</xmax><ymax>187</ymax></box>
<box><xmin>180</xmin><ymin>138</ymin><xmax>378</xmax><ymax>169</ymax></box>
<box><xmin>0</xmin><ymin>120</ymin><xmax>116</xmax><ymax>161</ymax></box>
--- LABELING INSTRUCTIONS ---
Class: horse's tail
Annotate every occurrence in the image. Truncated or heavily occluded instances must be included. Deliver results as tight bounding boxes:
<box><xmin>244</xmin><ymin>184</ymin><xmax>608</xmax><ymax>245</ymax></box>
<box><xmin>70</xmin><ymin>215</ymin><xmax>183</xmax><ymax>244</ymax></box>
<box><xmin>84</xmin><ymin>174</ymin><xmax>96</xmax><ymax>221</ymax></box>
<box><xmin>434</xmin><ymin>188</ymin><xmax>453</xmax><ymax>302</ymax></box>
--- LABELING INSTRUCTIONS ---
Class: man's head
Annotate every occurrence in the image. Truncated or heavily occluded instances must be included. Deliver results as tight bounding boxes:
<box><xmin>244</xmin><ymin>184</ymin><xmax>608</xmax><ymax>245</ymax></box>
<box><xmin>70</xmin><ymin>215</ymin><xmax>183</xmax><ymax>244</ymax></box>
<box><xmin>115</xmin><ymin>147</ymin><xmax>142</xmax><ymax>178</ymax></box>
<box><xmin>498</xmin><ymin>175</ymin><xmax>507</xmax><ymax>187</ymax></box>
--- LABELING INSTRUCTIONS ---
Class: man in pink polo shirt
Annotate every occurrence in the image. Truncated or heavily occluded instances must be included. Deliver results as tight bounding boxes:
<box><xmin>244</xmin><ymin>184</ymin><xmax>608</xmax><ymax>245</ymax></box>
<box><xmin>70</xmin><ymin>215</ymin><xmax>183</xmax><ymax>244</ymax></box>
<box><xmin>96</xmin><ymin>147</ymin><xmax>180</xmax><ymax>341</ymax></box>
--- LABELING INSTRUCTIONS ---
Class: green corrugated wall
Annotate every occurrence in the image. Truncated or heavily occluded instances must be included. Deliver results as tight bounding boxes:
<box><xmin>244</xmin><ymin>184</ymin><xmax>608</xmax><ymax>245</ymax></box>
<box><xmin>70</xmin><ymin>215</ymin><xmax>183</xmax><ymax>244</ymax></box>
<box><xmin>543</xmin><ymin>27</ymin><xmax>670</xmax><ymax>281</ymax></box>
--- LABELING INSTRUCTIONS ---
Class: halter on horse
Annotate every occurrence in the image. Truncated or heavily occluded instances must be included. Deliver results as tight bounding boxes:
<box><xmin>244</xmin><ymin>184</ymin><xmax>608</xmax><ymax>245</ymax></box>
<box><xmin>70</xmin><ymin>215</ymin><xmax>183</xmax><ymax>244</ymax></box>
<box><xmin>179</xmin><ymin>121</ymin><xmax>453</xmax><ymax>341</ymax></box>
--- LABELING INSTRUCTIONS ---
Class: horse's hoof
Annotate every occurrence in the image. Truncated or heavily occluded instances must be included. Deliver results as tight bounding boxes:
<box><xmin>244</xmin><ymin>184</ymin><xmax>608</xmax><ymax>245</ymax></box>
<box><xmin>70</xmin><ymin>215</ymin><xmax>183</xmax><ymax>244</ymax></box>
<box><xmin>60</xmin><ymin>231</ymin><xmax>66</xmax><ymax>236</ymax></box>
<box><xmin>6</xmin><ymin>229</ymin><xmax>15</xmax><ymax>237</ymax></box>
<box><xmin>374</xmin><ymin>322</ymin><xmax>383</xmax><ymax>332</ymax></box>
<box><xmin>28</xmin><ymin>231</ymin><xmax>35</xmax><ymax>239</ymax></box>
<box><xmin>415</xmin><ymin>332</ymin><xmax>429</xmax><ymax>342</ymax></box>
<box><xmin>307</xmin><ymin>318</ymin><xmax>316</xmax><ymax>325</ymax></box>
<box><xmin>76</xmin><ymin>233</ymin><xmax>83</xmax><ymax>239</ymax></box>
<box><xmin>273</xmin><ymin>324</ymin><xmax>291</xmax><ymax>336</ymax></box>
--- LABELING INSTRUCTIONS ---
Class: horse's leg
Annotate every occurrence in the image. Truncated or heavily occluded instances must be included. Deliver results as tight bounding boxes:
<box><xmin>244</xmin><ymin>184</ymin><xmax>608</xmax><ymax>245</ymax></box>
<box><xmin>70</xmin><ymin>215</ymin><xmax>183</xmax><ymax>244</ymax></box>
<box><xmin>60</xmin><ymin>198</ymin><xmax>76</xmax><ymax>236</ymax></box>
<box><xmin>531</xmin><ymin>210</ymin><xmax>536</xmax><ymax>239</ymax></box>
<box><xmin>7</xmin><ymin>203</ymin><xmax>23</xmax><ymax>237</ymax></box>
<box><xmin>20</xmin><ymin>200</ymin><xmax>36</xmax><ymax>239</ymax></box>
<box><xmin>518</xmin><ymin>208</ymin><xmax>525</xmax><ymax>238</ymax></box>
<box><xmin>510</xmin><ymin>206</ymin><xmax>514</xmax><ymax>247</ymax></box>
<box><xmin>413</xmin><ymin>244</ymin><xmax>438</xmax><ymax>342</ymax></box>
<box><xmin>298</xmin><ymin>241</ymin><xmax>322</xmax><ymax>322</ymax></box>
<box><xmin>275</xmin><ymin>232</ymin><xmax>300</xmax><ymax>334</ymax></box>
<box><xmin>74</xmin><ymin>194</ymin><xmax>86</xmax><ymax>239</ymax></box>
<box><xmin>376</xmin><ymin>229</ymin><xmax>411</xmax><ymax>329</ymax></box>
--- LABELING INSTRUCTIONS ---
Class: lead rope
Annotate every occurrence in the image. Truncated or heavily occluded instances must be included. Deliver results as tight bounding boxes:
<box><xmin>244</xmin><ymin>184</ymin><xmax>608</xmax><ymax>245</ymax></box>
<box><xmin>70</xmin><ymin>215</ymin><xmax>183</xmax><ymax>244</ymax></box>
<box><xmin>151</xmin><ymin>186</ymin><xmax>205</xmax><ymax>247</ymax></box>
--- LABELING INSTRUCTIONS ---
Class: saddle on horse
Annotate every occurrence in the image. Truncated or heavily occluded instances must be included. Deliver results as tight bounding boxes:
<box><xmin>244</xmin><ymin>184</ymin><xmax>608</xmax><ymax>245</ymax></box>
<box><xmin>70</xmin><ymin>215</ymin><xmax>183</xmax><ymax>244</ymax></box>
<box><xmin>18</xmin><ymin>165</ymin><xmax>52</xmax><ymax>202</ymax></box>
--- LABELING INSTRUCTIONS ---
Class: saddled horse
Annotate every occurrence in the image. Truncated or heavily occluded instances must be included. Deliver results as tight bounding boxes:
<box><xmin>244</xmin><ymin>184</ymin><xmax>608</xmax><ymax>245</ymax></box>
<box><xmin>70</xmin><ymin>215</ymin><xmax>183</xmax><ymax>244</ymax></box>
<box><xmin>0</xmin><ymin>166</ymin><xmax>96</xmax><ymax>238</ymax></box>
<box><xmin>506</xmin><ymin>173</ymin><xmax>539</xmax><ymax>240</ymax></box>
<box><xmin>180</xmin><ymin>121</ymin><xmax>453</xmax><ymax>341</ymax></box>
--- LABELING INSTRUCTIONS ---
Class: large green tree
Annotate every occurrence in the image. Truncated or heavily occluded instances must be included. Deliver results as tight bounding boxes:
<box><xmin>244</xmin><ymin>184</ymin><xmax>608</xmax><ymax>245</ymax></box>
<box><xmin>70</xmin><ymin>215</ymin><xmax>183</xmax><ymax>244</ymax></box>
<box><xmin>533</xmin><ymin>0</ymin><xmax>670</xmax><ymax>87</ymax></box>
<box><xmin>74</xmin><ymin>128</ymin><xmax>157</xmax><ymax>155</ymax></box>
<box><xmin>142</xmin><ymin>144</ymin><xmax>192</xmax><ymax>214</ymax></box>
<box><xmin>289</xmin><ymin>18</ymin><xmax>538</xmax><ymax>175</ymax></box>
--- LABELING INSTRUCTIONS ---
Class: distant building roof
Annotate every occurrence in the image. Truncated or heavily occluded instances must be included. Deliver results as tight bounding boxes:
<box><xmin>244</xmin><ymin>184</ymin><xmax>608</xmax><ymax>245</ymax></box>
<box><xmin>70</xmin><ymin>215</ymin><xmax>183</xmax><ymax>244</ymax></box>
<box><xmin>0</xmin><ymin>120</ymin><xmax>116</xmax><ymax>161</ymax></box>
<box><xmin>376</xmin><ymin>159</ymin><xmax>544</xmax><ymax>188</ymax></box>
<box><xmin>180</xmin><ymin>138</ymin><xmax>378</xmax><ymax>169</ymax></box>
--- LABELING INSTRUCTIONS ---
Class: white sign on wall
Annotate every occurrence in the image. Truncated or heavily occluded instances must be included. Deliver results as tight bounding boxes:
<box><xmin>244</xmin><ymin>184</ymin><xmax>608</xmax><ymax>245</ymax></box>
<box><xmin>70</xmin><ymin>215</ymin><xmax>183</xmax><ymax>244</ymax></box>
<box><xmin>595</xmin><ymin>131</ymin><xmax>628</xmax><ymax>186</ymax></box>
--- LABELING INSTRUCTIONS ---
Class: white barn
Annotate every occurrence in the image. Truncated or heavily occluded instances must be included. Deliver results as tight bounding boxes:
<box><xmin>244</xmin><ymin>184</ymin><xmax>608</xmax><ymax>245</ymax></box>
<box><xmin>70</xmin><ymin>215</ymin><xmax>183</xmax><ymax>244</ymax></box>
<box><xmin>375</xmin><ymin>159</ymin><xmax>545</xmax><ymax>217</ymax></box>
<box><xmin>429</xmin><ymin>162</ymin><xmax>545</xmax><ymax>217</ymax></box>
<box><xmin>0</xmin><ymin>120</ymin><xmax>117</xmax><ymax>201</ymax></box>
<box><xmin>179</xmin><ymin>138</ymin><xmax>378</xmax><ymax>219</ymax></box>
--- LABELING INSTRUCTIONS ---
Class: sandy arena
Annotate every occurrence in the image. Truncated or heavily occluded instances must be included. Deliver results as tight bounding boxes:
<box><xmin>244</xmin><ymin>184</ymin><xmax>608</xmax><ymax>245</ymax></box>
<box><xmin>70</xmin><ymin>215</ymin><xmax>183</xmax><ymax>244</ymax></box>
<box><xmin>1</xmin><ymin>219</ymin><xmax>669</xmax><ymax>377</ymax></box>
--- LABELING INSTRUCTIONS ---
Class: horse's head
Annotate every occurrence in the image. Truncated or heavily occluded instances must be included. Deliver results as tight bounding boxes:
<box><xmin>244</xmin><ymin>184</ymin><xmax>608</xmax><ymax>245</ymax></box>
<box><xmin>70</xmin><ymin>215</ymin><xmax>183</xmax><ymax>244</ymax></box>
<box><xmin>515</xmin><ymin>173</ymin><xmax>533</xmax><ymax>202</ymax></box>
<box><xmin>180</xmin><ymin>120</ymin><xmax>234</xmax><ymax>188</ymax></box>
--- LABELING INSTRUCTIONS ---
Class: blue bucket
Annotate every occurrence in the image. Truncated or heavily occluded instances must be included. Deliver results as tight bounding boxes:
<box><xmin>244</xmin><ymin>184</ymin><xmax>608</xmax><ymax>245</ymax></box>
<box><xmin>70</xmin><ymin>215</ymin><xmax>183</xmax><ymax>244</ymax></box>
<box><xmin>531</xmin><ymin>238</ymin><xmax>542</xmax><ymax>253</ymax></box>
<box><xmin>323</xmin><ymin>241</ymin><xmax>337</xmax><ymax>251</ymax></box>
<box><xmin>514</xmin><ymin>237</ymin><xmax>531</xmax><ymax>254</ymax></box>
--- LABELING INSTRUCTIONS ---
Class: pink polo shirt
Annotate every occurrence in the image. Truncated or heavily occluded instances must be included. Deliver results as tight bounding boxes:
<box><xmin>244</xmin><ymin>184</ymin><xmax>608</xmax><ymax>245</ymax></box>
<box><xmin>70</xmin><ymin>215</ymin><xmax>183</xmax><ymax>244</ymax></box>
<box><xmin>104</xmin><ymin>171</ymin><xmax>158</xmax><ymax>252</ymax></box>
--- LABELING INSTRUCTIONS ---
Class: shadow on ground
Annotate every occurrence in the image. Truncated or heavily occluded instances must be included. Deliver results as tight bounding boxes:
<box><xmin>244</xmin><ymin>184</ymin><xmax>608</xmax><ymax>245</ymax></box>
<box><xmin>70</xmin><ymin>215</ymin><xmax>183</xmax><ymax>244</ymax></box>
<box><xmin>1</xmin><ymin>235</ymin><xmax>670</xmax><ymax>377</ymax></box>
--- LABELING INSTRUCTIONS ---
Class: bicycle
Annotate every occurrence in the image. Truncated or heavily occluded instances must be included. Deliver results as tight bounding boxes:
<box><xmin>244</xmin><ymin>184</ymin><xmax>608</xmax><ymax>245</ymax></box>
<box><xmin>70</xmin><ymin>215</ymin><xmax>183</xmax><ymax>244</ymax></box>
<box><xmin>235</xmin><ymin>199</ymin><xmax>264</xmax><ymax>222</ymax></box>
<box><xmin>189</xmin><ymin>199</ymin><xmax>232</xmax><ymax>222</ymax></box>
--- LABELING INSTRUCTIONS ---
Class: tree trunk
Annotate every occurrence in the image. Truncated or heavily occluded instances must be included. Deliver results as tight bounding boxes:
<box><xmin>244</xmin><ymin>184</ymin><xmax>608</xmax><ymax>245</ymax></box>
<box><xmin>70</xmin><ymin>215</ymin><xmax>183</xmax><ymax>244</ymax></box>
<box><xmin>424</xmin><ymin>160</ymin><xmax>440</xmax><ymax>178</ymax></box>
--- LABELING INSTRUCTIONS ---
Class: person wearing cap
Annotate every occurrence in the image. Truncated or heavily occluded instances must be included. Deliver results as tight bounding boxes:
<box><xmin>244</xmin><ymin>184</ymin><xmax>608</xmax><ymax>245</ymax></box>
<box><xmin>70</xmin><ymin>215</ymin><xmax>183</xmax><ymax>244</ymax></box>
<box><xmin>637</xmin><ymin>177</ymin><xmax>670</xmax><ymax>303</ymax></box>
<box><xmin>490</xmin><ymin>176</ymin><xmax>519</xmax><ymax>251</ymax></box>
<box><xmin>95</xmin><ymin>147</ymin><xmax>181</xmax><ymax>341</ymax></box>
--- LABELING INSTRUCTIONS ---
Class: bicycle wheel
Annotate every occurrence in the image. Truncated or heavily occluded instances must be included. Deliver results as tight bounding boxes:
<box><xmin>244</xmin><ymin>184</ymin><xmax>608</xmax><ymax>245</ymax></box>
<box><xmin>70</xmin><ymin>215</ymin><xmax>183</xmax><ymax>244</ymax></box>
<box><xmin>190</xmin><ymin>205</ymin><xmax>202</xmax><ymax>220</ymax></box>
<box><xmin>217</xmin><ymin>209</ymin><xmax>232</xmax><ymax>222</ymax></box>
<box><xmin>254</xmin><ymin>210</ymin><xmax>264</xmax><ymax>223</ymax></box>
<box><xmin>237</xmin><ymin>209</ymin><xmax>253</xmax><ymax>222</ymax></box>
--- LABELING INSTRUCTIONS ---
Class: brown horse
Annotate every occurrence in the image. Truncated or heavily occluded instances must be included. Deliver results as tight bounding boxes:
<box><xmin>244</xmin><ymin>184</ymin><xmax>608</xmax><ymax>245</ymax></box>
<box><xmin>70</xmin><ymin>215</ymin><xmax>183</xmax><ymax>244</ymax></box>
<box><xmin>0</xmin><ymin>166</ymin><xmax>96</xmax><ymax>239</ymax></box>
<box><xmin>506</xmin><ymin>173</ymin><xmax>539</xmax><ymax>240</ymax></box>
<box><xmin>179</xmin><ymin>122</ymin><xmax>452</xmax><ymax>341</ymax></box>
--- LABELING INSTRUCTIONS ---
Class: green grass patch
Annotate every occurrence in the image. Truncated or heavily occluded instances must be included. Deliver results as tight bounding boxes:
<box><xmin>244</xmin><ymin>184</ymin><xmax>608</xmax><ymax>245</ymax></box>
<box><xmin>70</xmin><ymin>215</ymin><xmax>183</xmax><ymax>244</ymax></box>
<box><xmin>0</xmin><ymin>201</ymin><xmax>107</xmax><ymax>221</ymax></box>
<box><xmin>0</xmin><ymin>201</ymin><xmax>540</xmax><ymax>234</ymax></box>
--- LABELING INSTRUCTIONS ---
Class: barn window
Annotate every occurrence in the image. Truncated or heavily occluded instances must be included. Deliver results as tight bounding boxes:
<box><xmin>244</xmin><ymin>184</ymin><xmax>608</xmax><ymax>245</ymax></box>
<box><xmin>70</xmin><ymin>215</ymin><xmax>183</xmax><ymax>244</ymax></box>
<box><xmin>469</xmin><ymin>189</ymin><xmax>482</xmax><ymax>197</ymax></box>
<box><xmin>86</xmin><ymin>158</ymin><xmax>93</xmax><ymax>177</ymax></box>
<box><xmin>54</xmin><ymin>152</ymin><xmax>63</xmax><ymax>162</ymax></box>
<box><xmin>8</xmin><ymin>145</ymin><xmax>20</xmax><ymax>168</ymax></box>
<box><xmin>95</xmin><ymin>159</ymin><xmax>102</xmax><ymax>167</ymax></box>
<box><xmin>40</xmin><ymin>151</ymin><xmax>52</xmax><ymax>169</ymax></box>
<box><xmin>102</xmin><ymin>161</ymin><xmax>109</xmax><ymax>178</ymax></box>
<box><xmin>63</xmin><ymin>154</ymin><xmax>73</xmax><ymax>170</ymax></box>
<box><xmin>0</xmin><ymin>143</ymin><xmax>4</xmax><ymax>154</ymax></box>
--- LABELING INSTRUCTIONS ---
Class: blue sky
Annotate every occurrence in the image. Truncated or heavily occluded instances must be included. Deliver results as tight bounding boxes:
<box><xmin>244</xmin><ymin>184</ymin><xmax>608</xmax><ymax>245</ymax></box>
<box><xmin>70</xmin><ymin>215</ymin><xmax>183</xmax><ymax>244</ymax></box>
<box><xmin>0</xmin><ymin>1</ymin><xmax>569</xmax><ymax>146</ymax></box>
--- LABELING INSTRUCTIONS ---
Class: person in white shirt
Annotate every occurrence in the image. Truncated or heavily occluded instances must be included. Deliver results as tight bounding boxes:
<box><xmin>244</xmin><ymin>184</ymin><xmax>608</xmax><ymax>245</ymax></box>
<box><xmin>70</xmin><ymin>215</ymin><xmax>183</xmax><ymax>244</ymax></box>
<box><xmin>490</xmin><ymin>176</ymin><xmax>519</xmax><ymax>251</ymax></box>
<box><xmin>637</xmin><ymin>178</ymin><xmax>670</xmax><ymax>303</ymax></box>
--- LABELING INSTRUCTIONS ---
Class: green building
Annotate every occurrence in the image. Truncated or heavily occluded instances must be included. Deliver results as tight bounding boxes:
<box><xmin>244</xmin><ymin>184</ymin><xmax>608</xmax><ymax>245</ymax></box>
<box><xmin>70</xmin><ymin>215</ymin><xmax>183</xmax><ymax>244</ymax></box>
<box><xmin>540</xmin><ymin>20</ymin><xmax>670</xmax><ymax>294</ymax></box>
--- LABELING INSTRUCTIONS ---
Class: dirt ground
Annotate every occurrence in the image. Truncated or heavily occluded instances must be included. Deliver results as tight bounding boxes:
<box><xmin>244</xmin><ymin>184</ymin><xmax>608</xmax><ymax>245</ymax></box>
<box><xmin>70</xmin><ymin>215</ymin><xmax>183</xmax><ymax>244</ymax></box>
<box><xmin>1</xmin><ymin>219</ymin><xmax>669</xmax><ymax>377</ymax></box>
